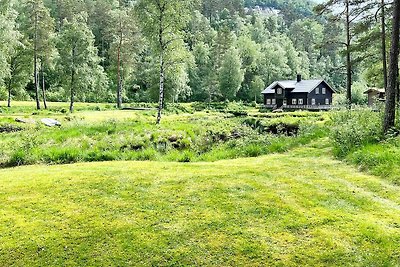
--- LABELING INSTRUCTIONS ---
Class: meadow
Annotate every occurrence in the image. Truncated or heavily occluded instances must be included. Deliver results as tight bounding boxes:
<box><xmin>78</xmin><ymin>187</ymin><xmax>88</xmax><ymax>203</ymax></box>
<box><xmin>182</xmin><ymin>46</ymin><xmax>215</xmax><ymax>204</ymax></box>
<box><xmin>0</xmin><ymin>101</ymin><xmax>327</xmax><ymax>167</ymax></box>
<box><xmin>0</xmin><ymin>101</ymin><xmax>400</xmax><ymax>266</ymax></box>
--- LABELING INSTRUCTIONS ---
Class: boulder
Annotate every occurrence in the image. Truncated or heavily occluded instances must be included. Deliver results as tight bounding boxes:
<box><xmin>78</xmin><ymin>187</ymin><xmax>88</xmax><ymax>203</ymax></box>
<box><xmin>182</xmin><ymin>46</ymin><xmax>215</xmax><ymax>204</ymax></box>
<box><xmin>15</xmin><ymin>118</ymin><xmax>36</xmax><ymax>124</ymax></box>
<box><xmin>41</xmin><ymin>118</ymin><xmax>61</xmax><ymax>127</ymax></box>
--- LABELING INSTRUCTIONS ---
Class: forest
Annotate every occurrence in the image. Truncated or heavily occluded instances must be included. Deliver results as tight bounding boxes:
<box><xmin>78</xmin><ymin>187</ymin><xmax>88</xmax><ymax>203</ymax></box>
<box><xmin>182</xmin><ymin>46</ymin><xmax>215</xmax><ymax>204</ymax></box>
<box><xmin>0</xmin><ymin>0</ymin><xmax>388</xmax><ymax>111</ymax></box>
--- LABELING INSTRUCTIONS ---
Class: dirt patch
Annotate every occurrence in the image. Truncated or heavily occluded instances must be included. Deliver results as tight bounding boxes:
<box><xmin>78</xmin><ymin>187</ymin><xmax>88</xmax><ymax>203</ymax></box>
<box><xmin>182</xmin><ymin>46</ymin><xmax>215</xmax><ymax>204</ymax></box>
<box><xmin>0</xmin><ymin>124</ymin><xmax>24</xmax><ymax>133</ymax></box>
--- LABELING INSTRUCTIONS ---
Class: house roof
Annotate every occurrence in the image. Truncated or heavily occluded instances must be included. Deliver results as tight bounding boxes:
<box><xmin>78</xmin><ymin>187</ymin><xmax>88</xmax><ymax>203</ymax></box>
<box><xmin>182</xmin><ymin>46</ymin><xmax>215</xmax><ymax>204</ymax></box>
<box><xmin>262</xmin><ymin>79</ymin><xmax>334</xmax><ymax>94</ymax></box>
<box><xmin>364</xmin><ymin>88</ymin><xmax>385</xmax><ymax>94</ymax></box>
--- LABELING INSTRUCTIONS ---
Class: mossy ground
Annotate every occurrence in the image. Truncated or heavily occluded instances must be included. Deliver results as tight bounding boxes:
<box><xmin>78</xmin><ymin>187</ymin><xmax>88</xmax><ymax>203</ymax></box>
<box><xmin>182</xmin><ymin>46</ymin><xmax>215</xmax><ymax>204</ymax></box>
<box><xmin>0</xmin><ymin>141</ymin><xmax>399</xmax><ymax>266</ymax></box>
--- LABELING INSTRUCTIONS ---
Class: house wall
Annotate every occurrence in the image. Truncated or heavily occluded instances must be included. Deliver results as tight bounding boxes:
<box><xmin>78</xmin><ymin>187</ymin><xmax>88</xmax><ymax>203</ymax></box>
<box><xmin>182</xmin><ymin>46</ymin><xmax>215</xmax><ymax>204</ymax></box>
<box><xmin>263</xmin><ymin>93</ymin><xmax>275</xmax><ymax>105</ymax></box>
<box><xmin>307</xmin><ymin>82</ymin><xmax>333</xmax><ymax>105</ymax></box>
<box><xmin>288</xmin><ymin>93</ymin><xmax>308</xmax><ymax>105</ymax></box>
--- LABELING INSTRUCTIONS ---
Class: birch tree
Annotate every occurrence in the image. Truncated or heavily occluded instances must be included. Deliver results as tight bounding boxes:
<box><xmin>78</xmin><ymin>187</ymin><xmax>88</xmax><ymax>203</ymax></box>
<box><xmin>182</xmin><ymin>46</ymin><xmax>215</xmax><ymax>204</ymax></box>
<box><xmin>57</xmin><ymin>13</ymin><xmax>103</xmax><ymax>113</ymax></box>
<box><xmin>21</xmin><ymin>0</ymin><xmax>54</xmax><ymax>109</ymax></box>
<box><xmin>137</xmin><ymin>0</ymin><xmax>195</xmax><ymax>124</ymax></box>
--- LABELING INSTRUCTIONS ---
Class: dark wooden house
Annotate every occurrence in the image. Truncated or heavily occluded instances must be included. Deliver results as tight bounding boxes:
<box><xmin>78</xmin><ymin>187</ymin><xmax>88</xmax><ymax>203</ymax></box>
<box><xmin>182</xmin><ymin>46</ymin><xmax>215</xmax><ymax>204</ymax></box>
<box><xmin>262</xmin><ymin>75</ymin><xmax>336</xmax><ymax>110</ymax></box>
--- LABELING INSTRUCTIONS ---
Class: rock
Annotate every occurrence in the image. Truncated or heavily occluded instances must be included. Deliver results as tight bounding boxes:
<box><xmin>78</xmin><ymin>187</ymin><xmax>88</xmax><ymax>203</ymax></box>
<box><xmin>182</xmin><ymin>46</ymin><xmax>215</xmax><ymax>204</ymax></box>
<box><xmin>41</xmin><ymin>118</ymin><xmax>61</xmax><ymax>127</ymax></box>
<box><xmin>15</xmin><ymin>118</ymin><xmax>36</xmax><ymax>124</ymax></box>
<box><xmin>272</xmin><ymin>109</ymin><xmax>284</xmax><ymax>113</ymax></box>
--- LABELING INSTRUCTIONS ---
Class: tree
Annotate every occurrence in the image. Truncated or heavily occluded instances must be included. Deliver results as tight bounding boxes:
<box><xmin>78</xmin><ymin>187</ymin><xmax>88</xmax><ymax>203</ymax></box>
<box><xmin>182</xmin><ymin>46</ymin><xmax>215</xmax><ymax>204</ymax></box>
<box><xmin>0</xmin><ymin>0</ymin><xmax>19</xmax><ymax>91</ymax></box>
<box><xmin>315</xmin><ymin>0</ymin><xmax>376</xmax><ymax>106</ymax></box>
<box><xmin>20</xmin><ymin>0</ymin><xmax>55</xmax><ymax>109</ymax></box>
<box><xmin>250</xmin><ymin>75</ymin><xmax>264</xmax><ymax>103</ymax></box>
<box><xmin>108</xmin><ymin>1</ymin><xmax>141</xmax><ymax>109</ymax></box>
<box><xmin>383</xmin><ymin>0</ymin><xmax>400</xmax><ymax>133</ymax></box>
<box><xmin>219</xmin><ymin>47</ymin><xmax>244</xmax><ymax>100</ymax></box>
<box><xmin>5</xmin><ymin>39</ymin><xmax>32</xmax><ymax>107</ymax></box>
<box><xmin>137</xmin><ymin>0</ymin><xmax>195</xmax><ymax>124</ymax></box>
<box><xmin>57</xmin><ymin>13</ymin><xmax>105</xmax><ymax>113</ymax></box>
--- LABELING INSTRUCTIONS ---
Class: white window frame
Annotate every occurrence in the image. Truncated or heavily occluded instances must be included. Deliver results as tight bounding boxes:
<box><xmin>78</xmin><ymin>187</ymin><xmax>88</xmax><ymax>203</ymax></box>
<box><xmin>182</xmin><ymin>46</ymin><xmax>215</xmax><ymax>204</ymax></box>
<box><xmin>292</xmin><ymin>99</ymin><xmax>297</xmax><ymax>105</ymax></box>
<box><xmin>315</xmin><ymin>88</ymin><xmax>320</xmax><ymax>94</ymax></box>
<box><xmin>272</xmin><ymin>99</ymin><xmax>276</xmax><ymax>105</ymax></box>
<box><xmin>311</xmin><ymin>98</ymin><xmax>316</xmax><ymax>105</ymax></box>
<box><xmin>277</xmin><ymin>88</ymin><xmax>282</xmax><ymax>95</ymax></box>
<box><xmin>267</xmin><ymin>99</ymin><xmax>271</xmax><ymax>105</ymax></box>
<box><xmin>298</xmin><ymin>99</ymin><xmax>304</xmax><ymax>105</ymax></box>
<box><xmin>322</xmin><ymin>88</ymin><xmax>326</xmax><ymax>95</ymax></box>
<box><xmin>325</xmin><ymin>98</ymin><xmax>330</xmax><ymax>105</ymax></box>
<box><xmin>283</xmin><ymin>99</ymin><xmax>287</xmax><ymax>105</ymax></box>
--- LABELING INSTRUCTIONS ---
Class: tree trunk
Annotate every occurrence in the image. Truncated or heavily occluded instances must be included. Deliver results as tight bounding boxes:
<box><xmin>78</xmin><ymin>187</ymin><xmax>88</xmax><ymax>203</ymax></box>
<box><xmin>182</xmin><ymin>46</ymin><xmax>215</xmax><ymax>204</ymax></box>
<box><xmin>117</xmin><ymin>16</ymin><xmax>123</xmax><ymax>109</ymax></box>
<box><xmin>34</xmin><ymin>13</ymin><xmax>41</xmax><ymax>110</ymax></box>
<box><xmin>41</xmin><ymin>63</ymin><xmax>48</xmax><ymax>109</ymax></box>
<box><xmin>156</xmin><ymin>52</ymin><xmax>165</xmax><ymax>125</ymax></box>
<box><xmin>7</xmin><ymin>80</ymin><xmax>12</xmax><ymax>108</ymax></box>
<box><xmin>381</xmin><ymin>0</ymin><xmax>388</xmax><ymax>92</ymax></box>
<box><xmin>345</xmin><ymin>0</ymin><xmax>352</xmax><ymax>107</ymax></box>
<box><xmin>383</xmin><ymin>0</ymin><xmax>400</xmax><ymax>133</ymax></box>
<box><xmin>70</xmin><ymin>68</ymin><xmax>75</xmax><ymax>113</ymax></box>
<box><xmin>70</xmin><ymin>47</ymin><xmax>76</xmax><ymax>113</ymax></box>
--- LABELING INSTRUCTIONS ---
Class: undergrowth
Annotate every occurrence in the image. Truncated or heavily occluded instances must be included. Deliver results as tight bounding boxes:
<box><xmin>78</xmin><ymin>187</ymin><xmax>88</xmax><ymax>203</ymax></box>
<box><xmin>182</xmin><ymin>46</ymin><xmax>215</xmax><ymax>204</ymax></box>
<box><xmin>0</xmin><ymin>109</ymin><xmax>327</xmax><ymax>168</ymax></box>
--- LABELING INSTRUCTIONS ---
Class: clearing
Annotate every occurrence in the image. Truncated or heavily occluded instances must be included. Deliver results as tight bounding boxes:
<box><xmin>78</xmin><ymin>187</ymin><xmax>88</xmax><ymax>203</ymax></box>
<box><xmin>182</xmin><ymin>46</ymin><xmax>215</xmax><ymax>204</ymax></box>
<box><xmin>0</xmin><ymin>142</ymin><xmax>399</xmax><ymax>266</ymax></box>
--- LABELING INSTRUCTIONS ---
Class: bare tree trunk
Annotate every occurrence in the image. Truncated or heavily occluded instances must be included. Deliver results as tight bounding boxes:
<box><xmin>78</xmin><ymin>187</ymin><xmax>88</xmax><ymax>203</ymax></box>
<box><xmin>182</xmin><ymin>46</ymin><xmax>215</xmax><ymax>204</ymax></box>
<box><xmin>7</xmin><ymin>80</ymin><xmax>12</xmax><ymax>108</ymax></box>
<box><xmin>381</xmin><ymin>0</ymin><xmax>388</xmax><ymax>92</ymax></box>
<box><xmin>117</xmin><ymin>15</ymin><xmax>123</xmax><ymax>109</ymax></box>
<box><xmin>383</xmin><ymin>0</ymin><xmax>400</xmax><ymax>133</ymax></box>
<box><xmin>41</xmin><ymin>62</ymin><xmax>48</xmax><ymax>109</ymax></box>
<box><xmin>345</xmin><ymin>0</ymin><xmax>352</xmax><ymax>107</ymax></box>
<box><xmin>34</xmin><ymin>13</ymin><xmax>41</xmax><ymax>110</ymax></box>
<box><xmin>156</xmin><ymin>52</ymin><xmax>165</xmax><ymax>124</ymax></box>
<box><xmin>70</xmin><ymin>47</ymin><xmax>76</xmax><ymax>113</ymax></box>
<box><xmin>70</xmin><ymin>68</ymin><xmax>75</xmax><ymax>113</ymax></box>
<box><xmin>156</xmin><ymin>6</ymin><xmax>165</xmax><ymax>125</ymax></box>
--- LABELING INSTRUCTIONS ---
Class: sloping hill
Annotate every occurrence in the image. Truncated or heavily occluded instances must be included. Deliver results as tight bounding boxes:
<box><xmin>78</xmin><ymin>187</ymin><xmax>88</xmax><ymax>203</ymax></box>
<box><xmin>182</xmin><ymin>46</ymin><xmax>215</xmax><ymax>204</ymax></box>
<box><xmin>0</xmin><ymin>142</ymin><xmax>399</xmax><ymax>266</ymax></box>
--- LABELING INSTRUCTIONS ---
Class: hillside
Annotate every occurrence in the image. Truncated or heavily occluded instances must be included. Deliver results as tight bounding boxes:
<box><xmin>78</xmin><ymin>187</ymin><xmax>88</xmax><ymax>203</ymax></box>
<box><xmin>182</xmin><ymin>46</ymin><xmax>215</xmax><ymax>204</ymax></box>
<box><xmin>0</xmin><ymin>142</ymin><xmax>399</xmax><ymax>266</ymax></box>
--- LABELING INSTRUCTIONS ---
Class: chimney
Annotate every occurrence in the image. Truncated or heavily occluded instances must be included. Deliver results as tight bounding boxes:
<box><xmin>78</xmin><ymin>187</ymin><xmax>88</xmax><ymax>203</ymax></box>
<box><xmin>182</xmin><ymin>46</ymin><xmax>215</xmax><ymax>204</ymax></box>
<box><xmin>297</xmin><ymin>74</ymin><xmax>302</xmax><ymax>82</ymax></box>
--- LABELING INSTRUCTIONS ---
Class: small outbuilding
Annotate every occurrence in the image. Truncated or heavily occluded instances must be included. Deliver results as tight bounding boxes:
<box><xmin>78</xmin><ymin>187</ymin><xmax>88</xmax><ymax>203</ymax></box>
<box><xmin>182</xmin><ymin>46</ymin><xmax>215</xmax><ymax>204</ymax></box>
<box><xmin>364</xmin><ymin>88</ymin><xmax>385</xmax><ymax>106</ymax></box>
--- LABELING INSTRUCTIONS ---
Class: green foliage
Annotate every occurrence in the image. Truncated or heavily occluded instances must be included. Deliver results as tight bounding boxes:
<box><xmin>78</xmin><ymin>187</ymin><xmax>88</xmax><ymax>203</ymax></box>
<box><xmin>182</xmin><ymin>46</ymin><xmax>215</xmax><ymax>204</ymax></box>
<box><xmin>56</xmin><ymin>13</ymin><xmax>108</xmax><ymax>106</ymax></box>
<box><xmin>219</xmin><ymin>47</ymin><xmax>244</xmax><ymax>100</ymax></box>
<box><xmin>330</xmin><ymin>108</ymin><xmax>383</xmax><ymax>157</ymax></box>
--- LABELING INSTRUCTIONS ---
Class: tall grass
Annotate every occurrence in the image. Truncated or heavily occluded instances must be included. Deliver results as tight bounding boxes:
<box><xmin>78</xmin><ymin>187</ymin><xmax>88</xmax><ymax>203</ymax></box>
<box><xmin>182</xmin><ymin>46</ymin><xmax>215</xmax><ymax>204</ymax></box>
<box><xmin>0</xmin><ymin>112</ymin><xmax>328</xmax><ymax>167</ymax></box>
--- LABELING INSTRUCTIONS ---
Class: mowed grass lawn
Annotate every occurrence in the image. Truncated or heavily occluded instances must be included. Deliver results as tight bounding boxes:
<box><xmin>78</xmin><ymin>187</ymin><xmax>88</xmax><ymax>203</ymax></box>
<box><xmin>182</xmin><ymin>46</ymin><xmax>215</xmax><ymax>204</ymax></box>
<box><xmin>0</xmin><ymin>142</ymin><xmax>400</xmax><ymax>266</ymax></box>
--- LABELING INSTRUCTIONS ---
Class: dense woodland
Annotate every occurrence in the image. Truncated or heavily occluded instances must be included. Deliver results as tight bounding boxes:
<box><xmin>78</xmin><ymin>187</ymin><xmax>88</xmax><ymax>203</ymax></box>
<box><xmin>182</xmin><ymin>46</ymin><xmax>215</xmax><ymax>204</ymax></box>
<box><xmin>0</xmin><ymin>0</ymin><xmax>396</xmax><ymax>113</ymax></box>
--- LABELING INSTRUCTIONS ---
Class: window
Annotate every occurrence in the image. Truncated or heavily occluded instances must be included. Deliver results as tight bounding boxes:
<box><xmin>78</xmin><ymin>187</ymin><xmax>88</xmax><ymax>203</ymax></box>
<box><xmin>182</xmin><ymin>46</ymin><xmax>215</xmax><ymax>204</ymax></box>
<box><xmin>283</xmin><ymin>99</ymin><xmax>287</xmax><ymax>105</ymax></box>
<box><xmin>311</xmin><ymin>98</ymin><xmax>316</xmax><ymax>105</ymax></box>
<box><xmin>272</xmin><ymin>99</ymin><xmax>276</xmax><ymax>105</ymax></box>
<box><xmin>267</xmin><ymin>99</ymin><xmax>271</xmax><ymax>105</ymax></box>
<box><xmin>277</xmin><ymin>88</ymin><xmax>282</xmax><ymax>94</ymax></box>
<box><xmin>315</xmin><ymin>88</ymin><xmax>320</xmax><ymax>94</ymax></box>
<box><xmin>298</xmin><ymin>99</ymin><xmax>304</xmax><ymax>105</ymax></box>
<box><xmin>325</xmin><ymin>98</ymin><xmax>330</xmax><ymax>105</ymax></box>
<box><xmin>292</xmin><ymin>99</ymin><xmax>297</xmax><ymax>105</ymax></box>
<box><xmin>322</xmin><ymin>88</ymin><xmax>326</xmax><ymax>94</ymax></box>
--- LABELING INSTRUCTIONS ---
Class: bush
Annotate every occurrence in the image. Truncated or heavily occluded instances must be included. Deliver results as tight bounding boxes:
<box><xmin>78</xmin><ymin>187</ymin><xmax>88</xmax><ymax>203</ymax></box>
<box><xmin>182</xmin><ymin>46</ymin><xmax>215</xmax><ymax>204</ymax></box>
<box><xmin>330</xmin><ymin>108</ymin><xmax>383</xmax><ymax>157</ymax></box>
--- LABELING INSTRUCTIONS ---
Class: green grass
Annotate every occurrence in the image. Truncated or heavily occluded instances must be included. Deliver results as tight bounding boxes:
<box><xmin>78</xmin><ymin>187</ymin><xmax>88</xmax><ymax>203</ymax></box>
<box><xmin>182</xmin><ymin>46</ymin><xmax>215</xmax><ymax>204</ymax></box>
<box><xmin>0</xmin><ymin>102</ymin><xmax>327</xmax><ymax>167</ymax></box>
<box><xmin>0</xmin><ymin>142</ymin><xmax>399</xmax><ymax>266</ymax></box>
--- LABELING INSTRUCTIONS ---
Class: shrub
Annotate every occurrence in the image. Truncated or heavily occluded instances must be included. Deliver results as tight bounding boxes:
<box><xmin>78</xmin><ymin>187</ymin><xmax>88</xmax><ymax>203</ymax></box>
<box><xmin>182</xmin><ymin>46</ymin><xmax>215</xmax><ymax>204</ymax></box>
<box><xmin>330</xmin><ymin>108</ymin><xmax>383</xmax><ymax>157</ymax></box>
